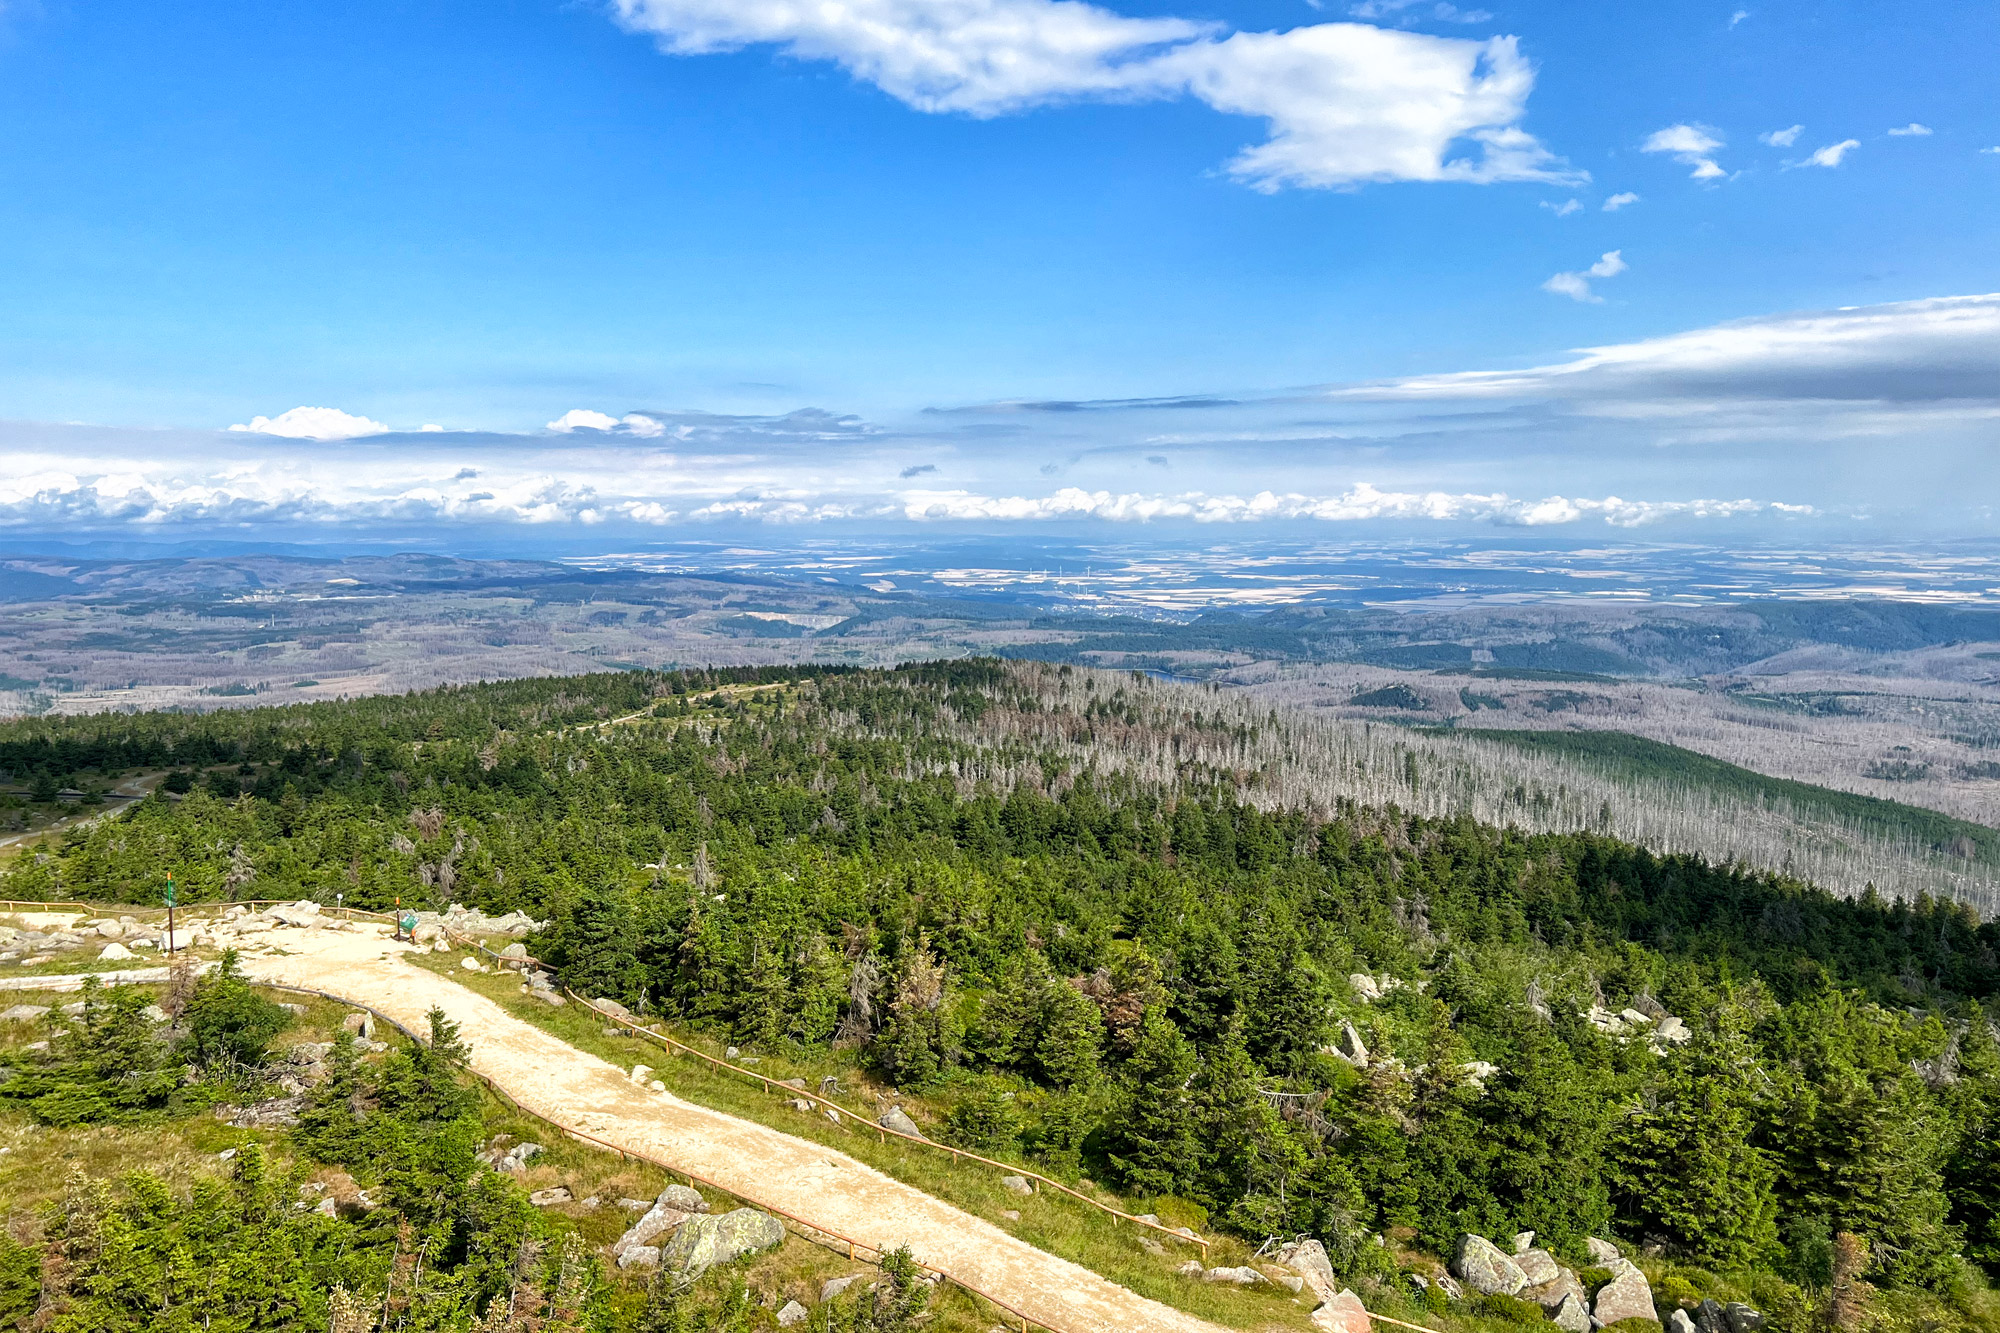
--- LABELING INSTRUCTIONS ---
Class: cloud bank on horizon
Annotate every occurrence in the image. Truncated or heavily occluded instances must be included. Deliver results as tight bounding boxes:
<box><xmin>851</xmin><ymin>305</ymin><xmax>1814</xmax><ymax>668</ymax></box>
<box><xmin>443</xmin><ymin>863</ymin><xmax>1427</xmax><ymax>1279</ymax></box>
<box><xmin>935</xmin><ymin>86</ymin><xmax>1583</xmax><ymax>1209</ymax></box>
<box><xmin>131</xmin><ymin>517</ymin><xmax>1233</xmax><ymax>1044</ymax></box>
<box><xmin>9</xmin><ymin>292</ymin><xmax>1996</xmax><ymax>543</ymax></box>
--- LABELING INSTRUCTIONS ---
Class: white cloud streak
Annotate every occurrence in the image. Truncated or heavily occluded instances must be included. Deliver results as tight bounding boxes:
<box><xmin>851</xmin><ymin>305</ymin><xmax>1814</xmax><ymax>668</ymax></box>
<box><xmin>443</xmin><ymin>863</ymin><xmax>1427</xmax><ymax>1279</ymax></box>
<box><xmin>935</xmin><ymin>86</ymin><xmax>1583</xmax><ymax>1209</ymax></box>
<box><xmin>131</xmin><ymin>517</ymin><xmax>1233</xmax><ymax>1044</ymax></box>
<box><xmin>1887</xmin><ymin>122</ymin><xmax>1932</xmax><ymax>137</ymax></box>
<box><xmin>1602</xmin><ymin>191</ymin><xmax>1639</xmax><ymax>211</ymax></box>
<box><xmin>1642</xmin><ymin>123</ymin><xmax>1725</xmax><ymax>179</ymax></box>
<box><xmin>1759</xmin><ymin>124</ymin><xmax>1803</xmax><ymax>147</ymax></box>
<box><xmin>607</xmin><ymin>0</ymin><xmax>1579</xmax><ymax>189</ymax></box>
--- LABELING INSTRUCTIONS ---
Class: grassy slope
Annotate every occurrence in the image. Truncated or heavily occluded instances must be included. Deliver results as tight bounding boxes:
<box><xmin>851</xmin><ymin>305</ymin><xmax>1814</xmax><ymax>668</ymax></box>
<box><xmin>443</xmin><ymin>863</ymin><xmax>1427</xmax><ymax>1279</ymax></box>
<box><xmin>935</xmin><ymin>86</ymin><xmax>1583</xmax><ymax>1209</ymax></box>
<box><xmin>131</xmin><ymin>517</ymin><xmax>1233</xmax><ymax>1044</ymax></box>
<box><xmin>1459</xmin><ymin>728</ymin><xmax>2000</xmax><ymax>865</ymax></box>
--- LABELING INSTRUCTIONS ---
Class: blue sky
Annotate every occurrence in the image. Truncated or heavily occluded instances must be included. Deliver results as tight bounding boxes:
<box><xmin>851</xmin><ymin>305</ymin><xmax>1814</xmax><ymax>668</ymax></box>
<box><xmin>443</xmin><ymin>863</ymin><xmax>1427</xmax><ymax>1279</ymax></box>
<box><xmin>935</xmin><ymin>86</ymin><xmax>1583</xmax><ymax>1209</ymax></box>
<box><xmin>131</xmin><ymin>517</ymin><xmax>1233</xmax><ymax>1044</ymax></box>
<box><xmin>0</xmin><ymin>0</ymin><xmax>1995</xmax><ymax>544</ymax></box>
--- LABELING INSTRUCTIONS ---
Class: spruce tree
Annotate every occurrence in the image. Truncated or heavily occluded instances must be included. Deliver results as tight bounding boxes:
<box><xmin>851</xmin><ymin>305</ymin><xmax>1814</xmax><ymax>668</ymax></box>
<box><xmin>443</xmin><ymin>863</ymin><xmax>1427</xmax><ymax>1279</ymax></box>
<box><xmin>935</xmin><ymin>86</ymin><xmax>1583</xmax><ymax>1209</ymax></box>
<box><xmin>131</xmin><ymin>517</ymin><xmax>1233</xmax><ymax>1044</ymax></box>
<box><xmin>1107</xmin><ymin>1006</ymin><xmax>1201</xmax><ymax>1196</ymax></box>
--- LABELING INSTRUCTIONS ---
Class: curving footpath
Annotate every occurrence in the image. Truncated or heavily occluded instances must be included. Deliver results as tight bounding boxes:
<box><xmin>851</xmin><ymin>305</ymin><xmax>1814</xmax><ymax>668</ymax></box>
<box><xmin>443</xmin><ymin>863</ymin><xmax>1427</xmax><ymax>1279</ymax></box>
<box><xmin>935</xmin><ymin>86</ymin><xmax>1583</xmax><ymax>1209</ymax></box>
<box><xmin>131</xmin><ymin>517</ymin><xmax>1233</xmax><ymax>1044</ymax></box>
<box><xmin>239</xmin><ymin>925</ymin><xmax>1230</xmax><ymax>1333</ymax></box>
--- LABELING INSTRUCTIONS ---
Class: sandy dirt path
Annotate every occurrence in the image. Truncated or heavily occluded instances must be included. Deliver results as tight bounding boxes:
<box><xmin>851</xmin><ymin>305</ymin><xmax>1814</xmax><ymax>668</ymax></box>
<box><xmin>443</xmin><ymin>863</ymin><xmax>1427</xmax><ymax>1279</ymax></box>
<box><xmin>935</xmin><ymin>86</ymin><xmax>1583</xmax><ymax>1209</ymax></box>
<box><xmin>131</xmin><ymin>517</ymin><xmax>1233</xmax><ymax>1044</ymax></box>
<box><xmin>242</xmin><ymin>926</ymin><xmax>1229</xmax><ymax>1333</ymax></box>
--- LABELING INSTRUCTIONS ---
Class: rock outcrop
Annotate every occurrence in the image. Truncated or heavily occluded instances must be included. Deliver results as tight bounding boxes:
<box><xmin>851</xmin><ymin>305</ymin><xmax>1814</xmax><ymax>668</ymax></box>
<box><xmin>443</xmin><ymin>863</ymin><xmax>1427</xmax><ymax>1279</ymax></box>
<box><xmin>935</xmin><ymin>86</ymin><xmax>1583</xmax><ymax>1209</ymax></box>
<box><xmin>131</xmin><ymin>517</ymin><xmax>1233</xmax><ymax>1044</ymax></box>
<box><xmin>879</xmin><ymin>1106</ymin><xmax>925</xmax><ymax>1140</ymax></box>
<box><xmin>1552</xmin><ymin>1292</ymin><xmax>1592</xmax><ymax>1333</ymax></box>
<box><xmin>1452</xmin><ymin>1234</ymin><xmax>1528</xmax><ymax>1296</ymax></box>
<box><xmin>659</xmin><ymin>1208</ymin><xmax>785</xmax><ymax>1282</ymax></box>
<box><xmin>1592</xmin><ymin>1260</ymin><xmax>1658</xmax><ymax>1326</ymax></box>
<box><xmin>1311</xmin><ymin>1288</ymin><xmax>1373</xmax><ymax>1333</ymax></box>
<box><xmin>1272</xmin><ymin>1237</ymin><xmax>1340</xmax><ymax>1304</ymax></box>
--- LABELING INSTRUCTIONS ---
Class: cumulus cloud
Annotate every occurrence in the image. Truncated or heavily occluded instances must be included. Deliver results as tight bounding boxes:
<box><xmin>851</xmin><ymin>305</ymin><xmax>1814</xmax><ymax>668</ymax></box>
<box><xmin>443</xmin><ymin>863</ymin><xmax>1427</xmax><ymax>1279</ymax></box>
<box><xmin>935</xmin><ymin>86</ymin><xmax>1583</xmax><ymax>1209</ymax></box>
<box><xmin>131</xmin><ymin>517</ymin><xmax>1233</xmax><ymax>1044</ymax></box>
<box><xmin>1543</xmin><ymin>250</ymin><xmax>1627</xmax><ymax>303</ymax></box>
<box><xmin>1759</xmin><ymin>124</ymin><xmax>1803</xmax><ymax>147</ymax></box>
<box><xmin>228</xmin><ymin>406</ymin><xmax>390</xmax><ymax>440</ymax></box>
<box><xmin>1643</xmin><ymin>123</ymin><xmax>1725</xmax><ymax>179</ymax></box>
<box><xmin>608</xmin><ymin>0</ymin><xmax>1578</xmax><ymax>189</ymax></box>
<box><xmin>1347</xmin><ymin>1</ymin><xmax>1493</xmax><ymax>24</ymax></box>
<box><xmin>1887</xmin><ymin>122</ymin><xmax>1932</xmax><ymax>137</ymax></box>
<box><xmin>1798</xmin><ymin>138</ymin><xmax>1860</xmax><ymax>168</ymax></box>
<box><xmin>1728</xmin><ymin>9</ymin><xmax>1749</xmax><ymax>27</ymax></box>
<box><xmin>1602</xmin><ymin>191</ymin><xmax>1639</xmax><ymax>211</ymax></box>
<box><xmin>547</xmin><ymin>409</ymin><xmax>669</xmax><ymax>436</ymax></box>
<box><xmin>1541</xmin><ymin>198</ymin><xmax>1582</xmax><ymax>216</ymax></box>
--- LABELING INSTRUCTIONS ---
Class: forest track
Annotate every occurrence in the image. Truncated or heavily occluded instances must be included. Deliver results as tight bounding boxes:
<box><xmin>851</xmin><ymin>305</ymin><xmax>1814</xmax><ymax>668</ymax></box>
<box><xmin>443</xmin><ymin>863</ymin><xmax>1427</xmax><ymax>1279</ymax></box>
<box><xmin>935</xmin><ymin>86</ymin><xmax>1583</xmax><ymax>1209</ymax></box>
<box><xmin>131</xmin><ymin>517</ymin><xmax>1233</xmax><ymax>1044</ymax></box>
<box><xmin>240</xmin><ymin>925</ymin><xmax>1231</xmax><ymax>1333</ymax></box>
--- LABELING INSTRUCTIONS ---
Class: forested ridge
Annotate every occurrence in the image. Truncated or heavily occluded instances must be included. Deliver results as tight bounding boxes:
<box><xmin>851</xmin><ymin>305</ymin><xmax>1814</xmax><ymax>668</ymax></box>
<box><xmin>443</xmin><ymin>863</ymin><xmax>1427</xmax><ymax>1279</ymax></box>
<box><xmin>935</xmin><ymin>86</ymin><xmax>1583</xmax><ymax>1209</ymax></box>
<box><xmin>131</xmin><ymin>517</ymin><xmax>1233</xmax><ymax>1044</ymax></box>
<box><xmin>4</xmin><ymin>661</ymin><xmax>1999</xmax><ymax>1332</ymax></box>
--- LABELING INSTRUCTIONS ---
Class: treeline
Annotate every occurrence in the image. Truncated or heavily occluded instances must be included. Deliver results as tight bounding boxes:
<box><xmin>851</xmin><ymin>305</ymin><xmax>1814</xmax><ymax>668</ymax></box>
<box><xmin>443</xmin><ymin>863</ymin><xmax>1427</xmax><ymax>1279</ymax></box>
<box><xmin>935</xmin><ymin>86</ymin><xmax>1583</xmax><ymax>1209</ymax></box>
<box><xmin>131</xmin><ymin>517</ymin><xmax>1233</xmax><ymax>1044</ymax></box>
<box><xmin>5</xmin><ymin>663</ymin><xmax>1999</xmax><ymax>1313</ymax></box>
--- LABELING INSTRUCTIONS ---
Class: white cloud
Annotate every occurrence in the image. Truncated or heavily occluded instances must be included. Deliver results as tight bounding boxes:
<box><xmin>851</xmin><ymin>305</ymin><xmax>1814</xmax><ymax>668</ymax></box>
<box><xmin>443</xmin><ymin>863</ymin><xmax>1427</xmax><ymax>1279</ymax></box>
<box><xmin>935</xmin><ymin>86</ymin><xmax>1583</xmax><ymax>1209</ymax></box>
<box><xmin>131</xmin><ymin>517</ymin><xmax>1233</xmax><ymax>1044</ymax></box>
<box><xmin>546</xmin><ymin>410</ymin><xmax>668</xmax><ymax>435</ymax></box>
<box><xmin>1728</xmin><ymin>9</ymin><xmax>1749</xmax><ymax>27</ymax></box>
<box><xmin>1642</xmin><ymin>123</ymin><xmax>1726</xmax><ymax>179</ymax></box>
<box><xmin>227</xmin><ymin>407</ymin><xmax>391</xmax><ymax>441</ymax></box>
<box><xmin>1799</xmin><ymin>138</ymin><xmax>1860</xmax><ymax>168</ymax></box>
<box><xmin>1602</xmin><ymin>191</ymin><xmax>1640</xmax><ymax>211</ymax></box>
<box><xmin>1337</xmin><ymin>292</ymin><xmax>2000</xmax><ymax>406</ymax></box>
<box><xmin>1982</xmin><ymin>147</ymin><xmax>2000</xmax><ymax>155</ymax></box>
<box><xmin>547</xmin><ymin>409</ymin><xmax>623</xmax><ymax>433</ymax></box>
<box><xmin>1541</xmin><ymin>198</ymin><xmax>1582</xmax><ymax>216</ymax></box>
<box><xmin>1887</xmin><ymin>122</ymin><xmax>1932</xmax><ymax>137</ymax></box>
<box><xmin>1759</xmin><ymin>124</ymin><xmax>1803</xmax><ymax>147</ymax></box>
<box><xmin>1348</xmin><ymin>1</ymin><xmax>1493</xmax><ymax>23</ymax></box>
<box><xmin>421</xmin><ymin>424</ymin><xmax>445</xmax><ymax>432</ymax></box>
<box><xmin>898</xmin><ymin>483</ymin><xmax>1796</xmax><ymax>527</ymax></box>
<box><xmin>608</xmin><ymin>0</ymin><xmax>1578</xmax><ymax>189</ymax></box>
<box><xmin>1543</xmin><ymin>249</ymin><xmax>1626</xmax><ymax>303</ymax></box>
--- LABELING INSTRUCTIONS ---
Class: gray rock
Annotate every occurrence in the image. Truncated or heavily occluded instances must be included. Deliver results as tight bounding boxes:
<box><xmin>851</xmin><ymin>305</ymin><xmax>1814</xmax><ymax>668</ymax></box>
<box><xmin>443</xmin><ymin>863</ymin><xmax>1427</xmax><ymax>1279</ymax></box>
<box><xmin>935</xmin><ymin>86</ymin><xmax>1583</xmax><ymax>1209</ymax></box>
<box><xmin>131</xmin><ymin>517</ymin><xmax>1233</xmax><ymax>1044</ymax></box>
<box><xmin>1311</xmin><ymin>1289</ymin><xmax>1373</xmax><ymax>1333</ymax></box>
<box><xmin>1001</xmin><ymin>1175</ymin><xmax>1033</xmax><ymax>1195</ymax></box>
<box><xmin>530</xmin><ymin>989</ymin><xmax>566</xmax><ymax>1006</ymax></box>
<box><xmin>1593</xmin><ymin>1260</ymin><xmax>1658</xmax><ymax>1326</ymax></box>
<box><xmin>879</xmin><ymin>1106</ymin><xmax>925</xmax><ymax>1139</ymax></box>
<box><xmin>1348</xmin><ymin>973</ymin><xmax>1382</xmax><ymax>1002</ymax></box>
<box><xmin>592</xmin><ymin>997</ymin><xmax>632</xmax><ymax>1020</ymax></box>
<box><xmin>500</xmin><ymin>942</ymin><xmax>528</xmax><ymax>959</ymax></box>
<box><xmin>1656</xmin><ymin>1016</ymin><xmax>1690</xmax><ymax>1044</ymax></box>
<box><xmin>821</xmin><ymin>1274</ymin><xmax>867</xmax><ymax>1302</ymax></box>
<box><xmin>1695</xmin><ymin>1298</ymin><xmax>1728</xmax><ymax>1333</ymax></box>
<box><xmin>1552</xmin><ymin>1292</ymin><xmax>1592</xmax><ymax>1333</ymax></box>
<box><xmin>616</xmin><ymin>1246</ymin><xmax>660</xmax><ymax>1270</ymax></box>
<box><xmin>529</xmin><ymin>1187</ymin><xmax>573</xmax><ymax>1206</ymax></box>
<box><xmin>1668</xmin><ymin>1310</ymin><xmax>1699</xmax><ymax>1333</ymax></box>
<box><xmin>777</xmin><ymin>1300</ymin><xmax>808</xmax><ymax>1327</ymax></box>
<box><xmin>658</xmin><ymin>1183</ymin><xmax>708</xmax><ymax>1213</ymax></box>
<box><xmin>1523</xmin><ymin>1267</ymin><xmax>1587</xmax><ymax>1314</ymax></box>
<box><xmin>59</xmin><ymin>1002</ymin><xmax>87</xmax><ymax>1017</ymax></box>
<box><xmin>0</xmin><ymin>1005</ymin><xmax>48</xmax><ymax>1022</ymax></box>
<box><xmin>1276</xmin><ymin>1274</ymin><xmax>1305</xmax><ymax>1293</ymax></box>
<box><xmin>1585</xmin><ymin>1237</ymin><xmax>1622</xmax><ymax>1265</ymax></box>
<box><xmin>268</xmin><ymin>901</ymin><xmax>322</xmax><ymax>927</ymax></box>
<box><xmin>140</xmin><ymin>1004</ymin><xmax>168</xmax><ymax>1023</ymax></box>
<box><xmin>1176</xmin><ymin>1260</ymin><xmax>1203</xmax><ymax>1277</ymax></box>
<box><xmin>1724</xmin><ymin>1302</ymin><xmax>1764</xmax><ymax>1333</ymax></box>
<box><xmin>660</xmin><ymin>1208</ymin><xmax>786</xmax><ymax>1282</ymax></box>
<box><xmin>1202</xmin><ymin>1266</ymin><xmax>1266</xmax><ymax>1285</ymax></box>
<box><xmin>1452</xmin><ymin>1233</ymin><xmax>1528</xmax><ymax>1296</ymax></box>
<box><xmin>1513</xmin><ymin>1231</ymin><xmax>1536</xmax><ymax>1254</ymax></box>
<box><xmin>1272</xmin><ymin>1238</ymin><xmax>1340</xmax><ymax>1304</ymax></box>
<box><xmin>1333</xmin><ymin>1020</ymin><xmax>1370</xmax><ymax>1067</ymax></box>
<box><xmin>619</xmin><ymin>1198</ymin><xmax>651</xmax><ymax>1211</ymax></box>
<box><xmin>613</xmin><ymin>1203</ymin><xmax>689</xmax><ymax>1256</ymax></box>
<box><xmin>342</xmin><ymin>1012</ymin><xmax>375</xmax><ymax>1039</ymax></box>
<box><xmin>1515</xmin><ymin>1248</ymin><xmax>1561</xmax><ymax>1287</ymax></box>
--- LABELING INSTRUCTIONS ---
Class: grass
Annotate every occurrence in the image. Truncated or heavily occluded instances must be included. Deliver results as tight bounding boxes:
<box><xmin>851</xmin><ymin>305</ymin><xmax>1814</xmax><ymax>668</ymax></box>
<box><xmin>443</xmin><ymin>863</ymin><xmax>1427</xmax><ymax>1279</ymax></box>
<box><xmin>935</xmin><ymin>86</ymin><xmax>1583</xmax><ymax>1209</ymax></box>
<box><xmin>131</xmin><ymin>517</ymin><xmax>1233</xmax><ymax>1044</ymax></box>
<box><xmin>409</xmin><ymin>951</ymin><xmax>1325</xmax><ymax>1332</ymax></box>
<box><xmin>1447</xmin><ymin>728</ymin><xmax>2000</xmax><ymax>864</ymax></box>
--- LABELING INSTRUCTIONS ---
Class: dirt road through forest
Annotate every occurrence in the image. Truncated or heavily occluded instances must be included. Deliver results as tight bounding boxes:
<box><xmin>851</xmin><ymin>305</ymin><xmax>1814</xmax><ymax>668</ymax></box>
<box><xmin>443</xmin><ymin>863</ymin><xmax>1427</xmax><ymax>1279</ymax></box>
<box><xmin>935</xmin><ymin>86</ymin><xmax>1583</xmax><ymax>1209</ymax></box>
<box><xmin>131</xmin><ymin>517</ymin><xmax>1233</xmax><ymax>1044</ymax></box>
<box><xmin>242</xmin><ymin>926</ymin><xmax>1231</xmax><ymax>1333</ymax></box>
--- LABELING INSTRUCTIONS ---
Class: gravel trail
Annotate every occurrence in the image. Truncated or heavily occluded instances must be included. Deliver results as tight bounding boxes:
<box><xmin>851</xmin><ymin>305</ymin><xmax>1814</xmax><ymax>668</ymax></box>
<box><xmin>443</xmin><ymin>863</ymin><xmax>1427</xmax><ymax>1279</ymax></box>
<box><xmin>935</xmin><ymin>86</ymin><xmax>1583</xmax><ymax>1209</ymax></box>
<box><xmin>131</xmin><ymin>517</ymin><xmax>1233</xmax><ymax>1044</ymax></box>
<box><xmin>241</xmin><ymin>926</ymin><xmax>1230</xmax><ymax>1333</ymax></box>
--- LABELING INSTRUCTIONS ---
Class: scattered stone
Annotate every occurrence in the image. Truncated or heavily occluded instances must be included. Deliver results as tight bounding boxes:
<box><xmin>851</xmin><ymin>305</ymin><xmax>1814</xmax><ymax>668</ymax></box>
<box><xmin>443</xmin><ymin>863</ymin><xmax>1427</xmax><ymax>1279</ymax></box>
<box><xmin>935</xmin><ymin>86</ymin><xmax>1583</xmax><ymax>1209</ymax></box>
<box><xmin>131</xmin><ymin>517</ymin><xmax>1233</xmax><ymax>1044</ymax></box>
<box><xmin>1552</xmin><ymin>1292</ymin><xmax>1592</xmax><ymax>1333</ymax></box>
<box><xmin>98</xmin><ymin>943</ymin><xmax>136</xmax><ymax>961</ymax></box>
<box><xmin>268</xmin><ymin>901</ymin><xmax>322</xmax><ymax>927</ymax></box>
<box><xmin>1202</xmin><ymin>1266</ymin><xmax>1267</xmax><ymax>1286</ymax></box>
<box><xmin>529</xmin><ymin>1187</ymin><xmax>573</xmax><ymax>1207</ymax></box>
<box><xmin>1001</xmin><ymin>1209</ymin><xmax>1021</xmax><ymax>1221</ymax></box>
<box><xmin>1585</xmin><ymin>1238</ymin><xmax>1621</xmax><ymax>1265</ymax></box>
<box><xmin>1695</xmin><ymin>1298</ymin><xmax>1729</xmax><ymax>1333</ymax></box>
<box><xmin>1348</xmin><ymin>973</ymin><xmax>1382</xmax><ymax>1002</ymax></box>
<box><xmin>1724</xmin><ymin>1302</ymin><xmax>1765</xmax><ymax>1333</ymax></box>
<box><xmin>342</xmin><ymin>1012</ymin><xmax>376</xmax><ymax>1039</ymax></box>
<box><xmin>1138</xmin><ymin>1237</ymin><xmax>1165</xmax><ymax>1256</ymax></box>
<box><xmin>1668</xmin><ymin>1311</ymin><xmax>1699</xmax><ymax>1333</ymax></box>
<box><xmin>777</xmin><ymin>1300</ymin><xmax>808</xmax><ymax>1327</ymax></box>
<box><xmin>431</xmin><ymin>939</ymin><xmax>450</xmax><ymax>953</ymax></box>
<box><xmin>500</xmin><ymin>942</ymin><xmax>528</xmax><ymax>959</ymax></box>
<box><xmin>94</xmin><ymin>921</ymin><xmax>123</xmax><ymax>939</ymax></box>
<box><xmin>1277</xmin><ymin>1274</ymin><xmax>1306</xmax><ymax>1294</ymax></box>
<box><xmin>659</xmin><ymin>1207</ymin><xmax>785</xmax><ymax>1282</ymax></box>
<box><xmin>629</xmin><ymin>1064</ymin><xmax>653</xmax><ymax>1084</ymax></box>
<box><xmin>1512</xmin><ymin>1232</ymin><xmax>1536</xmax><ymax>1254</ymax></box>
<box><xmin>530</xmin><ymin>990</ymin><xmax>566</xmax><ymax>1007</ymax></box>
<box><xmin>460</xmin><ymin>956</ymin><xmax>485</xmax><ymax>972</ymax></box>
<box><xmin>1000</xmin><ymin>1175</ymin><xmax>1032</xmax><ymax>1196</ymax></box>
<box><xmin>315</xmin><ymin>1196</ymin><xmax>339</xmax><ymax>1217</ymax></box>
<box><xmin>1311</xmin><ymin>1288</ymin><xmax>1373</xmax><ymax>1333</ymax></box>
<box><xmin>619</xmin><ymin>1198</ymin><xmax>650</xmax><ymax>1211</ymax></box>
<box><xmin>879</xmin><ymin>1106</ymin><xmax>925</xmax><ymax>1140</ymax></box>
<box><xmin>617</xmin><ymin>1246</ymin><xmax>660</xmax><ymax>1270</ymax></box>
<box><xmin>1619</xmin><ymin>1008</ymin><xmax>1654</xmax><ymax>1027</ymax></box>
<box><xmin>218</xmin><ymin>1148</ymin><xmax>238</xmax><ymax>1161</ymax></box>
<box><xmin>1176</xmin><ymin>1261</ymin><xmax>1204</xmax><ymax>1278</ymax></box>
<box><xmin>659</xmin><ymin>1184</ymin><xmax>708</xmax><ymax>1213</ymax></box>
<box><xmin>1452</xmin><ymin>1234</ymin><xmax>1528</xmax><ymax>1296</ymax></box>
<box><xmin>1332</xmin><ymin>1020</ymin><xmax>1370</xmax><ymax>1067</ymax></box>
<box><xmin>821</xmin><ymin>1275</ymin><xmax>867</xmax><ymax>1302</ymax></box>
<box><xmin>1272</xmin><ymin>1238</ymin><xmax>1339</xmax><ymax>1304</ymax></box>
<box><xmin>220</xmin><ymin>1097</ymin><xmax>303</xmax><ymax>1129</ymax></box>
<box><xmin>613</xmin><ymin>1200</ymin><xmax>690</xmax><ymax>1255</ymax></box>
<box><xmin>724</xmin><ymin>1045</ymin><xmax>741</xmax><ymax>1059</ymax></box>
<box><xmin>1592</xmin><ymin>1260</ymin><xmax>1658</xmax><ymax>1326</ymax></box>
<box><xmin>1656</xmin><ymin>1016</ymin><xmax>1691</xmax><ymax>1045</ymax></box>
<box><xmin>495</xmin><ymin>1142</ymin><xmax>544</xmax><ymax>1174</ymax></box>
<box><xmin>649</xmin><ymin>1079</ymin><xmax>666</xmax><ymax>1092</ymax></box>
<box><xmin>0</xmin><ymin>1005</ymin><xmax>48</xmax><ymax>1022</ymax></box>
